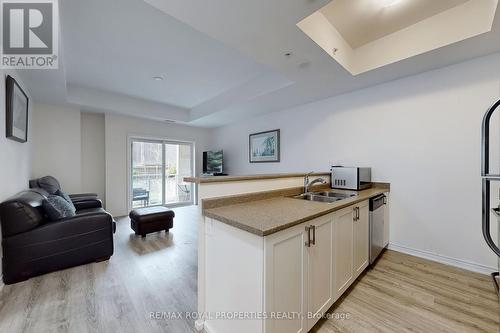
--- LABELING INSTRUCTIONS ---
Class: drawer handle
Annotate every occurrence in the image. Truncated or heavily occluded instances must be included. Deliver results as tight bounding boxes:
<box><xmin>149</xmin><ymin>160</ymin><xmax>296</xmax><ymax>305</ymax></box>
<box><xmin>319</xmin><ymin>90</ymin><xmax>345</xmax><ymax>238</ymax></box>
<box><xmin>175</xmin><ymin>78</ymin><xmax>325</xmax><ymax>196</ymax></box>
<box><xmin>305</xmin><ymin>226</ymin><xmax>311</xmax><ymax>247</ymax></box>
<box><xmin>311</xmin><ymin>225</ymin><xmax>316</xmax><ymax>245</ymax></box>
<box><xmin>353</xmin><ymin>207</ymin><xmax>359</xmax><ymax>221</ymax></box>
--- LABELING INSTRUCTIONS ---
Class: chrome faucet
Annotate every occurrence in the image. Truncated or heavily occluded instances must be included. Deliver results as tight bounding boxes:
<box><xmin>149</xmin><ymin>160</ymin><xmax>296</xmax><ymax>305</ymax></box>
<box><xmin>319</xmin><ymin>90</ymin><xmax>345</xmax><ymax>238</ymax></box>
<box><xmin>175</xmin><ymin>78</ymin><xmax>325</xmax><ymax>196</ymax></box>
<box><xmin>304</xmin><ymin>172</ymin><xmax>327</xmax><ymax>193</ymax></box>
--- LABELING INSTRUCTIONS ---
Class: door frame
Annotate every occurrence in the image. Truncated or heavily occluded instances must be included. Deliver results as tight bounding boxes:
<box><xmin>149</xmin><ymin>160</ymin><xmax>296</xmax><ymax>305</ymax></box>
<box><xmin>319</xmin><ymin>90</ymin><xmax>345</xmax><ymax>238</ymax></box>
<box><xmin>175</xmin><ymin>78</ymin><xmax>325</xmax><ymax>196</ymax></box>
<box><xmin>127</xmin><ymin>134</ymin><xmax>196</xmax><ymax>212</ymax></box>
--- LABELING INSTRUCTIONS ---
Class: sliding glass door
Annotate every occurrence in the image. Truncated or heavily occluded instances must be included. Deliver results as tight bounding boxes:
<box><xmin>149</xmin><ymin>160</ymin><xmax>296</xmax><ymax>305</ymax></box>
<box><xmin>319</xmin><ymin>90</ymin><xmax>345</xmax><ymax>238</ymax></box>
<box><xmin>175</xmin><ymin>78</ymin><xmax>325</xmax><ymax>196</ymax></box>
<box><xmin>131</xmin><ymin>139</ymin><xmax>193</xmax><ymax>209</ymax></box>
<box><xmin>165</xmin><ymin>142</ymin><xmax>193</xmax><ymax>204</ymax></box>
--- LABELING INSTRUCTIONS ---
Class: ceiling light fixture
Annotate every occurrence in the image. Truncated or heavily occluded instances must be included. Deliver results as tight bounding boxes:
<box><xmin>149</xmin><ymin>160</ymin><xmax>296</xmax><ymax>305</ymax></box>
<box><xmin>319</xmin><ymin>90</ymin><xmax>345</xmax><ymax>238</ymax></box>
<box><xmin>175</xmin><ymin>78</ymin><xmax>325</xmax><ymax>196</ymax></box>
<box><xmin>153</xmin><ymin>76</ymin><xmax>164</xmax><ymax>81</ymax></box>
<box><xmin>378</xmin><ymin>0</ymin><xmax>401</xmax><ymax>8</ymax></box>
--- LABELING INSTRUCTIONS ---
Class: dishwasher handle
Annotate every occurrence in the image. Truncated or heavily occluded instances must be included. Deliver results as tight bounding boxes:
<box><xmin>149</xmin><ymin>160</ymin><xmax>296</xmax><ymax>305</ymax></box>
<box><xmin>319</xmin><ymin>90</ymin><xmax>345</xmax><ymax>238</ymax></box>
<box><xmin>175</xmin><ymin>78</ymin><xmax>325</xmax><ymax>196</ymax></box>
<box><xmin>370</xmin><ymin>194</ymin><xmax>386</xmax><ymax>211</ymax></box>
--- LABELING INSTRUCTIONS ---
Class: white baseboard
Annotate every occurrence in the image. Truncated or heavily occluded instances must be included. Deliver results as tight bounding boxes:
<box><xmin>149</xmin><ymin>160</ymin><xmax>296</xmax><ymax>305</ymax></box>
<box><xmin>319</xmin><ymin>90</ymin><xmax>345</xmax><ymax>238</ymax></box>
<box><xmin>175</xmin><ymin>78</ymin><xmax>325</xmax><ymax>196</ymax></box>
<box><xmin>388</xmin><ymin>243</ymin><xmax>497</xmax><ymax>275</ymax></box>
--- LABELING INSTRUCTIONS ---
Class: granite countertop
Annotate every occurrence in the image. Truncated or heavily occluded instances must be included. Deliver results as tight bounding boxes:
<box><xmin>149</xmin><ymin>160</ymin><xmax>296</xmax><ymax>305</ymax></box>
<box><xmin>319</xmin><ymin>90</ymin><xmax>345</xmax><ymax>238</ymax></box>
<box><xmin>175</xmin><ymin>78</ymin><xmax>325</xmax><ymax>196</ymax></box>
<box><xmin>184</xmin><ymin>172</ymin><xmax>329</xmax><ymax>184</ymax></box>
<box><xmin>203</xmin><ymin>187</ymin><xmax>389</xmax><ymax>236</ymax></box>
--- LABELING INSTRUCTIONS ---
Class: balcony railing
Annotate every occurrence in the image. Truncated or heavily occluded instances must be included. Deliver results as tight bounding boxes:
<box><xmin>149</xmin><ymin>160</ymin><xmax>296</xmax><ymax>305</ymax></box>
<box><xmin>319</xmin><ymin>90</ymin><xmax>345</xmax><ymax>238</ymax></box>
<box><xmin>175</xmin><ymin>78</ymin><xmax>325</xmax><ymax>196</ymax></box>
<box><xmin>132</xmin><ymin>170</ymin><xmax>191</xmax><ymax>208</ymax></box>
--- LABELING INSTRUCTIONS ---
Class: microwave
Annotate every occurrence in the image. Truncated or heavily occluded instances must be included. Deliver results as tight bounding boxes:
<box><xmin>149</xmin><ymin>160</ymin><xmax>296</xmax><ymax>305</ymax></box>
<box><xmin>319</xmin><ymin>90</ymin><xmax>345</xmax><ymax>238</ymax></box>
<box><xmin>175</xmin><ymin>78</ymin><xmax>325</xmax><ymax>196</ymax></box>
<box><xmin>331</xmin><ymin>166</ymin><xmax>372</xmax><ymax>190</ymax></box>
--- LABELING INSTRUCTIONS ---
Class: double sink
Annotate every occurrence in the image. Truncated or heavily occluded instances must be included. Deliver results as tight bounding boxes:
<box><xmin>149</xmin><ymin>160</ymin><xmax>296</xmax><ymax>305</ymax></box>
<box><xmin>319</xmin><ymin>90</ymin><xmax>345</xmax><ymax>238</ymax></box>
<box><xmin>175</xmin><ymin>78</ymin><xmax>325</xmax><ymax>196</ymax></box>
<box><xmin>293</xmin><ymin>191</ymin><xmax>357</xmax><ymax>203</ymax></box>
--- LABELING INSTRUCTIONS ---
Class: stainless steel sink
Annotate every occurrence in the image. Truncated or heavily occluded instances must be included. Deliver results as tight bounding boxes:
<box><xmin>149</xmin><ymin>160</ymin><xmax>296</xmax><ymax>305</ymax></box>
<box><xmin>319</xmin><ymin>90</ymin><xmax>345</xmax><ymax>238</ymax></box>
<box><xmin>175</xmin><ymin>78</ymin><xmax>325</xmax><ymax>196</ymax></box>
<box><xmin>294</xmin><ymin>193</ymin><xmax>339</xmax><ymax>203</ymax></box>
<box><xmin>311</xmin><ymin>191</ymin><xmax>357</xmax><ymax>200</ymax></box>
<box><xmin>293</xmin><ymin>191</ymin><xmax>357</xmax><ymax>203</ymax></box>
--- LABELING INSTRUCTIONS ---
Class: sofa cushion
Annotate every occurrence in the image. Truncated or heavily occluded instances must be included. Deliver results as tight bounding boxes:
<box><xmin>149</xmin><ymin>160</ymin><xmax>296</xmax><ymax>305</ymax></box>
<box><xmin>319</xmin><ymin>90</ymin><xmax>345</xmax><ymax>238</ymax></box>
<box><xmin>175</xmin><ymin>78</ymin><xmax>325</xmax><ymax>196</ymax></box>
<box><xmin>42</xmin><ymin>195</ymin><xmax>76</xmax><ymax>221</ymax></box>
<box><xmin>0</xmin><ymin>190</ymin><xmax>46</xmax><ymax>237</ymax></box>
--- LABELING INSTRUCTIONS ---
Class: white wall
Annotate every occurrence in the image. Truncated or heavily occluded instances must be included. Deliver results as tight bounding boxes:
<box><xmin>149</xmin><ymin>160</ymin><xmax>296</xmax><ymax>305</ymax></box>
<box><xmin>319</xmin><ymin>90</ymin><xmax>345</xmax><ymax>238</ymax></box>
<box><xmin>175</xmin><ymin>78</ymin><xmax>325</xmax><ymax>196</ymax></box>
<box><xmin>0</xmin><ymin>70</ymin><xmax>32</xmax><ymax>283</ymax></box>
<box><xmin>213</xmin><ymin>53</ymin><xmax>500</xmax><ymax>271</ymax></box>
<box><xmin>105</xmin><ymin>114</ymin><xmax>214</xmax><ymax>217</ymax></box>
<box><xmin>31</xmin><ymin>104</ymin><xmax>82</xmax><ymax>193</ymax></box>
<box><xmin>0</xmin><ymin>71</ymin><xmax>32</xmax><ymax>201</ymax></box>
<box><xmin>81</xmin><ymin>112</ymin><xmax>106</xmax><ymax>204</ymax></box>
<box><xmin>31</xmin><ymin>106</ymin><xmax>107</xmax><ymax>204</ymax></box>
<box><xmin>30</xmin><ymin>107</ymin><xmax>213</xmax><ymax>216</ymax></box>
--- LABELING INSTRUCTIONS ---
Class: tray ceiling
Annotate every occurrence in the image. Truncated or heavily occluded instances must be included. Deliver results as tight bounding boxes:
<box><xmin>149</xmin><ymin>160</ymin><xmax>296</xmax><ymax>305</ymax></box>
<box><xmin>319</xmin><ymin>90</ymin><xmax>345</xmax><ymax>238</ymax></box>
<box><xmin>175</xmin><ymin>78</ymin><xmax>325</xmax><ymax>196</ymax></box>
<box><xmin>321</xmin><ymin>0</ymin><xmax>469</xmax><ymax>48</ymax></box>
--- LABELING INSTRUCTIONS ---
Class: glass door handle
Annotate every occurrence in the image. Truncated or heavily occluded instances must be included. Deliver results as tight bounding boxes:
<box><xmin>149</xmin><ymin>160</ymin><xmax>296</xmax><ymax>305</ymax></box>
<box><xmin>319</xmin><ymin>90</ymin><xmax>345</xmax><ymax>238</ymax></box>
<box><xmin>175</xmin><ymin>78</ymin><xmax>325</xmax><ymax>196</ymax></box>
<box><xmin>481</xmin><ymin>100</ymin><xmax>500</xmax><ymax>258</ymax></box>
<box><xmin>482</xmin><ymin>179</ymin><xmax>500</xmax><ymax>257</ymax></box>
<box><xmin>482</xmin><ymin>99</ymin><xmax>500</xmax><ymax>176</ymax></box>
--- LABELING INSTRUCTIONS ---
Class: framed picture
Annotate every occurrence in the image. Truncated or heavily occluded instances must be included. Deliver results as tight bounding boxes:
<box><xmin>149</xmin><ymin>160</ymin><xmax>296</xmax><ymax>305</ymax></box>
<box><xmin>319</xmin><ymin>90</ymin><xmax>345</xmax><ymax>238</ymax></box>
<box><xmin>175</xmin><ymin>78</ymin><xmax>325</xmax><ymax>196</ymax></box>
<box><xmin>249</xmin><ymin>129</ymin><xmax>280</xmax><ymax>163</ymax></box>
<box><xmin>6</xmin><ymin>75</ymin><xmax>29</xmax><ymax>143</ymax></box>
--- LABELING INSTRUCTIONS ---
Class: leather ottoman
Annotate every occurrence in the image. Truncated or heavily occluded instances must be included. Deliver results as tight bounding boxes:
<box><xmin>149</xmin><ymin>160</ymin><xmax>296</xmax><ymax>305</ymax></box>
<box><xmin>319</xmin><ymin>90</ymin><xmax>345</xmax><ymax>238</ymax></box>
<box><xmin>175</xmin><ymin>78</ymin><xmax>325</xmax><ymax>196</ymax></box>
<box><xmin>129</xmin><ymin>207</ymin><xmax>175</xmax><ymax>238</ymax></box>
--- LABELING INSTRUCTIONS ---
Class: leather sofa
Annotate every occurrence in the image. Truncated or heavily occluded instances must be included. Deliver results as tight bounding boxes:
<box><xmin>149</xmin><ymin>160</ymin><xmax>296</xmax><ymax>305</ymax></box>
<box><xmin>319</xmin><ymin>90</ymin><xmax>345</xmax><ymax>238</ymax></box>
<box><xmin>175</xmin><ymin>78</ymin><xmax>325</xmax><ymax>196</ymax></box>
<box><xmin>29</xmin><ymin>176</ymin><xmax>98</xmax><ymax>203</ymax></box>
<box><xmin>0</xmin><ymin>179</ymin><xmax>115</xmax><ymax>284</ymax></box>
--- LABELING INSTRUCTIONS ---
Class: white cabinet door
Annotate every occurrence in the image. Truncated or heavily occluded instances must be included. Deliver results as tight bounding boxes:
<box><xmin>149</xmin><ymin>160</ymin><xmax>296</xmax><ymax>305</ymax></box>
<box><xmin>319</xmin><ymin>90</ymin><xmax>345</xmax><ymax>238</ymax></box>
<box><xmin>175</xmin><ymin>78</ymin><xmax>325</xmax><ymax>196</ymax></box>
<box><xmin>264</xmin><ymin>223</ymin><xmax>308</xmax><ymax>333</ymax></box>
<box><xmin>265</xmin><ymin>200</ymin><xmax>374</xmax><ymax>333</ymax></box>
<box><xmin>307</xmin><ymin>214</ymin><xmax>334</xmax><ymax>331</ymax></box>
<box><xmin>333</xmin><ymin>206</ymin><xmax>354</xmax><ymax>298</ymax></box>
<box><xmin>353</xmin><ymin>200</ymin><xmax>369</xmax><ymax>278</ymax></box>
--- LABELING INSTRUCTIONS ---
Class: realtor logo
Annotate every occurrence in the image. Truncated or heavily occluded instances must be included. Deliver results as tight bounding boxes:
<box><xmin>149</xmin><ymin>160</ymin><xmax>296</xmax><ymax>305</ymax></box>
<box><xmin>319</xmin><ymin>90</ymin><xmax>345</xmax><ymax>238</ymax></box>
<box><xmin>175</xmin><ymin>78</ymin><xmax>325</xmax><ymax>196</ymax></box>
<box><xmin>1</xmin><ymin>0</ymin><xmax>58</xmax><ymax>69</ymax></box>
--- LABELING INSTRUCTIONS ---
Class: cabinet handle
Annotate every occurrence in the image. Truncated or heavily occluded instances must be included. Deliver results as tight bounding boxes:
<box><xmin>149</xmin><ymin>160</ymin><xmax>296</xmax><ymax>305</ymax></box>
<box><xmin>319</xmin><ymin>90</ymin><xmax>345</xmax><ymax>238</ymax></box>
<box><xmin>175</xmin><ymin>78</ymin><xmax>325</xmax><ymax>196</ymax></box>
<box><xmin>311</xmin><ymin>225</ymin><xmax>316</xmax><ymax>245</ymax></box>
<box><xmin>305</xmin><ymin>226</ymin><xmax>311</xmax><ymax>247</ymax></box>
<box><xmin>353</xmin><ymin>207</ymin><xmax>359</xmax><ymax>221</ymax></box>
<box><xmin>353</xmin><ymin>207</ymin><xmax>357</xmax><ymax>221</ymax></box>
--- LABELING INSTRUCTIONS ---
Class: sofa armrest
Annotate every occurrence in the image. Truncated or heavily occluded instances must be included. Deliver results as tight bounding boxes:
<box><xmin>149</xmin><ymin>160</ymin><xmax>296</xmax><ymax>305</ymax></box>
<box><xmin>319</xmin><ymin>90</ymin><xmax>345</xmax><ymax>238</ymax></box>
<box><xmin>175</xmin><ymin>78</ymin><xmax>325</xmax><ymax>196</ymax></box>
<box><xmin>73</xmin><ymin>198</ymin><xmax>102</xmax><ymax>210</ymax></box>
<box><xmin>69</xmin><ymin>193</ymin><xmax>98</xmax><ymax>202</ymax></box>
<box><xmin>3</xmin><ymin>212</ymin><xmax>114</xmax><ymax>249</ymax></box>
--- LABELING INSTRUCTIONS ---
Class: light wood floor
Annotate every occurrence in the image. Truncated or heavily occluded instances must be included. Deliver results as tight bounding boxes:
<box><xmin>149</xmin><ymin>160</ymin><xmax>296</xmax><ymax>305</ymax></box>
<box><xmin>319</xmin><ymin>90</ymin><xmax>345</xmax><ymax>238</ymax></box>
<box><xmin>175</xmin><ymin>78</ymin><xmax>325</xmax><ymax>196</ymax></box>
<box><xmin>0</xmin><ymin>205</ymin><xmax>498</xmax><ymax>333</ymax></box>
<box><xmin>313</xmin><ymin>250</ymin><xmax>500</xmax><ymax>333</ymax></box>
<box><xmin>0</xmin><ymin>206</ymin><xmax>199</xmax><ymax>333</ymax></box>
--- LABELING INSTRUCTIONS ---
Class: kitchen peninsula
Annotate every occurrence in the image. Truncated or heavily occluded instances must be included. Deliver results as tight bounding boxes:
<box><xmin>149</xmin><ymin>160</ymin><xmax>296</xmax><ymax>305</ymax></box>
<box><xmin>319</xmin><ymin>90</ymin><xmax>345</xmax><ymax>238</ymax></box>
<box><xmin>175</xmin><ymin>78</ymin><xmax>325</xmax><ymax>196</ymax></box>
<box><xmin>185</xmin><ymin>173</ymin><xmax>390</xmax><ymax>333</ymax></box>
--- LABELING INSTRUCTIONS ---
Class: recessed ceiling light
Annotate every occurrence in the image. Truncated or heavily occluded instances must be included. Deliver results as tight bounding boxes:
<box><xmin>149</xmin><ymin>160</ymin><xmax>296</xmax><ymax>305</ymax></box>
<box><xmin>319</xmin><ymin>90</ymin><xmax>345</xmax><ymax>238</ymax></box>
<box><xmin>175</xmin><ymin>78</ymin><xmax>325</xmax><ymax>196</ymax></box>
<box><xmin>153</xmin><ymin>76</ymin><xmax>164</xmax><ymax>81</ymax></box>
<box><xmin>298</xmin><ymin>61</ymin><xmax>311</xmax><ymax>69</ymax></box>
<box><xmin>378</xmin><ymin>0</ymin><xmax>401</xmax><ymax>8</ymax></box>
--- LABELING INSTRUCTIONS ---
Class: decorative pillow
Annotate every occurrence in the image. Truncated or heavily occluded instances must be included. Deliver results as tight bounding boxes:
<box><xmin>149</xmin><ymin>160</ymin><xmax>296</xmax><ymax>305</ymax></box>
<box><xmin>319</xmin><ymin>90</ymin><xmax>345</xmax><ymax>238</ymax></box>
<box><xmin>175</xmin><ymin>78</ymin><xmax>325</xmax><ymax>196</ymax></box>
<box><xmin>55</xmin><ymin>189</ymin><xmax>76</xmax><ymax>209</ymax></box>
<box><xmin>42</xmin><ymin>195</ymin><xmax>76</xmax><ymax>221</ymax></box>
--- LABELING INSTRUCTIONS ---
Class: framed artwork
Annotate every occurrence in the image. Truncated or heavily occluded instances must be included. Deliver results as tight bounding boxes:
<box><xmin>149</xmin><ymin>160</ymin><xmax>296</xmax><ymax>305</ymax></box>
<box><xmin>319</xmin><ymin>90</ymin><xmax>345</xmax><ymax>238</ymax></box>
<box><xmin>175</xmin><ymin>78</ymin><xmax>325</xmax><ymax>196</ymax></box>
<box><xmin>6</xmin><ymin>75</ymin><xmax>29</xmax><ymax>143</ymax></box>
<box><xmin>249</xmin><ymin>129</ymin><xmax>280</xmax><ymax>163</ymax></box>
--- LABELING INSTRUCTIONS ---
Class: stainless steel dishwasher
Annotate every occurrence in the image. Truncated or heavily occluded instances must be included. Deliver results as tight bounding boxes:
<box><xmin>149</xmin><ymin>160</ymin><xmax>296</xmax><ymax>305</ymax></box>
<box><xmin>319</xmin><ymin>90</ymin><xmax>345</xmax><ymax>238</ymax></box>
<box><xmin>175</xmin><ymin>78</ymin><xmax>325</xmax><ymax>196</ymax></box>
<box><xmin>369</xmin><ymin>194</ymin><xmax>387</xmax><ymax>265</ymax></box>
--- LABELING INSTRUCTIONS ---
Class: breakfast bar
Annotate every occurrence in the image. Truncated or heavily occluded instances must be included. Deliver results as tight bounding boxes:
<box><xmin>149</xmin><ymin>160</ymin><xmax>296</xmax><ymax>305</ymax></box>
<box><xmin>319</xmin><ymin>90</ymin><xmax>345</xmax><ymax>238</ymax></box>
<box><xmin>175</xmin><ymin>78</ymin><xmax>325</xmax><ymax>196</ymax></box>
<box><xmin>185</xmin><ymin>173</ymin><xmax>390</xmax><ymax>333</ymax></box>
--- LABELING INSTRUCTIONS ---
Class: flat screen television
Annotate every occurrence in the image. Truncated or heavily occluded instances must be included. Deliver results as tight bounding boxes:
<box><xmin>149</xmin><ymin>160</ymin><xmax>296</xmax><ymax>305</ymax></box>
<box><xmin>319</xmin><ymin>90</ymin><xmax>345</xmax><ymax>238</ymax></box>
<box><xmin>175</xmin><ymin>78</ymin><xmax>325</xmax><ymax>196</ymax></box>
<box><xmin>203</xmin><ymin>150</ymin><xmax>224</xmax><ymax>174</ymax></box>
